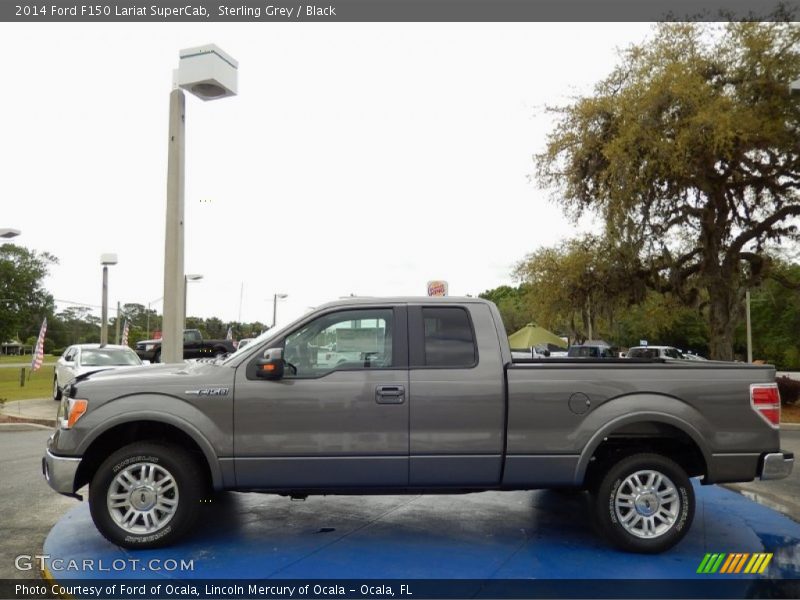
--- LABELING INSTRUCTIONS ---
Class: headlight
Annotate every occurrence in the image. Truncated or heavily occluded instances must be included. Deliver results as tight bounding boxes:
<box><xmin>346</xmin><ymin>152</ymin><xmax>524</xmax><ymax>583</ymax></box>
<box><xmin>59</xmin><ymin>398</ymin><xmax>88</xmax><ymax>429</ymax></box>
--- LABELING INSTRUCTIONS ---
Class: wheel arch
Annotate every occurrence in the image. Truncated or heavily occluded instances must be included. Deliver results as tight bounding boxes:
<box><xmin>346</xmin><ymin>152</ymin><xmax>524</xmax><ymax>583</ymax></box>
<box><xmin>575</xmin><ymin>411</ymin><xmax>711</xmax><ymax>487</ymax></box>
<box><xmin>75</xmin><ymin>416</ymin><xmax>222</xmax><ymax>491</ymax></box>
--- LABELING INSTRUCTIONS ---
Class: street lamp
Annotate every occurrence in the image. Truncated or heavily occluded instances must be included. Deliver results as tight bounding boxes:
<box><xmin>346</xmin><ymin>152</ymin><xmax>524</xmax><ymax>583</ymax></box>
<box><xmin>0</xmin><ymin>228</ymin><xmax>20</xmax><ymax>238</ymax></box>
<box><xmin>100</xmin><ymin>253</ymin><xmax>118</xmax><ymax>346</ymax></box>
<box><xmin>183</xmin><ymin>274</ymin><xmax>204</xmax><ymax>328</ymax></box>
<box><xmin>272</xmin><ymin>293</ymin><xmax>288</xmax><ymax>328</ymax></box>
<box><xmin>161</xmin><ymin>44</ymin><xmax>238</xmax><ymax>364</ymax></box>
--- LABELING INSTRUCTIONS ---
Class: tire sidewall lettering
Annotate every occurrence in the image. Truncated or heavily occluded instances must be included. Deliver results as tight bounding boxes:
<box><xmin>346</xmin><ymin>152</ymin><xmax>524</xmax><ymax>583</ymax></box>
<box><xmin>112</xmin><ymin>455</ymin><xmax>160</xmax><ymax>473</ymax></box>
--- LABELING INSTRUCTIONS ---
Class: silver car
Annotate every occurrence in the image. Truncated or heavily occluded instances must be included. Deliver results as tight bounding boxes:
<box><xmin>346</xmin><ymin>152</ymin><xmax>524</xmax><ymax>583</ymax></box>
<box><xmin>53</xmin><ymin>344</ymin><xmax>143</xmax><ymax>401</ymax></box>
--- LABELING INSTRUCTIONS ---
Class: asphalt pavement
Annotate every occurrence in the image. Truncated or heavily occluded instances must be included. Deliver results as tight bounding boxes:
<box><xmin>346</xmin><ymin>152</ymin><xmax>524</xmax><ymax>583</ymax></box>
<box><xmin>0</xmin><ymin>426</ymin><xmax>80</xmax><ymax>579</ymax></box>
<box><xmin>726</xmin><ymin>429</ymin><xmax>800</xmax><ymax>521</ymax></box>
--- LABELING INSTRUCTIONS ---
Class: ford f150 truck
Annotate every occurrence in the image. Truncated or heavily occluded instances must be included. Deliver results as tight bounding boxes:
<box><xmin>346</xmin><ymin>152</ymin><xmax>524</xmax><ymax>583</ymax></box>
<box><xmin>135</xmin><ymin>328</ymin><xmax>236</xmax><ymax>363</ymax></box>
<box><xmin>43</xmin><ymin>297</ymin><xmax>793</xmax><ymax>553</ymax></box>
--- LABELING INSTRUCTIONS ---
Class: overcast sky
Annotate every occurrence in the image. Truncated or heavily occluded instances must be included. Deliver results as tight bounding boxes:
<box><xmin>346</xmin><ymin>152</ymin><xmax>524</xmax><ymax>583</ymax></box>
<box><xmin>1</xmin><ymin>22</ymin><xmax>654</xmax><ymax>328</ymax></box>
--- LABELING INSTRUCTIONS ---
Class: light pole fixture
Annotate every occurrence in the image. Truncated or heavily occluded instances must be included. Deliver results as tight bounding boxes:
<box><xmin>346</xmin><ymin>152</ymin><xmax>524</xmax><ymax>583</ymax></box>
<box><xmin>183</xmin><ymin>274</ymin><xmax>204</xmax><ymax>329</ymax></box>
<box><xmin>0</xmin><ymin>228</ymin><xmax>21</xmax><ymax>238</ymax></box>
<box><xmin>162</xmin><ymin>44</ymin><xmax>238</xmax><ymax>364</ymax></box>
<box><xmin>100</xmin><ymin>253</ymin><xmax>118</xmax><ymax>346</ymax></box>
<box><xmin>272</xmin><ymin>293</ymin><xmax>288</xmax><ymax>328</ymax></box>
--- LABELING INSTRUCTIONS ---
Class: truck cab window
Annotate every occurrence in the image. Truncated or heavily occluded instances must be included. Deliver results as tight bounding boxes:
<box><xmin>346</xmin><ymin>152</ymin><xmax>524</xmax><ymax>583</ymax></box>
<box><xmin>283</xmin><ymin>309</ymin><xmax>393</xmax><ymax>378</ymax></box>
<box><xmin>421</xmin><ymin>307</ymin><xmax>477</xmax><ymax>367</ymax></box>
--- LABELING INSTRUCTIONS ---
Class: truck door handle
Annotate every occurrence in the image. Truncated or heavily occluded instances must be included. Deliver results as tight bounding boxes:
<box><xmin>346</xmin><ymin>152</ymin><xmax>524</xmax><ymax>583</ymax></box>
<box><xmin>375</xmin><ymin>385</ymin><xmax>405</xmax><ymax>404</ymax></box>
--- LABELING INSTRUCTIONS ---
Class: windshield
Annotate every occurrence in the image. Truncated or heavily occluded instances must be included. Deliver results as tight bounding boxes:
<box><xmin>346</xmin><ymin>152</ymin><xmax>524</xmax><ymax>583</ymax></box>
<box><xmin>80</xmin><ymin>348</ymin><xmax>141</xmax><ymax>366</ymax></box>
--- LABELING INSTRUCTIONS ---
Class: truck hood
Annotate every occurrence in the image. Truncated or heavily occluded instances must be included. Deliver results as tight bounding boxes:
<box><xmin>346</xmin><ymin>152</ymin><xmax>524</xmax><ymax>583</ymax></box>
<box><xmin>69</xmin><ymin>360</ymin><xmax>234</xmax><ymax>401</ymax></box>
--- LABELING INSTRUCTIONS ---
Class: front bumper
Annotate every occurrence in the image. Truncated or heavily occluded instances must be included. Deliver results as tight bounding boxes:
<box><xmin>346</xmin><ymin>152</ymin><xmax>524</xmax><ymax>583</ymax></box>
<box><xmin>759</xmin><ymin>451</ymin><xmax>794</xmax><ymax>481</ymax></box>
<box><xmin>42</xmin><ymin>445</ymin><xmax>81</xmax><ymax>495</ymax></box>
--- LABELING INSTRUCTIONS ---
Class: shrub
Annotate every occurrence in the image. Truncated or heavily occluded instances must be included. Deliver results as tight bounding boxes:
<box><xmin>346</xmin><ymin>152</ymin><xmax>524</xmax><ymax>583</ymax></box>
<box><xmin>776</xmin><ymin>376</ymin><xmax>800</xmax><ymax>406</ymax></box>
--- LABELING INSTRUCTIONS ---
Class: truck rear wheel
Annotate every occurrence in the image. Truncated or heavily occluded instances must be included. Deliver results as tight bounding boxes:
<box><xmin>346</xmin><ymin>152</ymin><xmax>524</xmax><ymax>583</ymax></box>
<box><xmin>89</xmin><ymin>441</ymin><xmax>205</xmax><ymax>549</ymax></box>
<box><xmin>591</xmin><ymin>453</ymin><xmax>694</xmax><ymax>553</ymax></box>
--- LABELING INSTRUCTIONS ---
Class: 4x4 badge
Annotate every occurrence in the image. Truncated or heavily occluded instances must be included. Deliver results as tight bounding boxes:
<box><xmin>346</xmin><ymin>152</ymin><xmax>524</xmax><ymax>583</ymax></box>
<box><xmin>184</xmin><ymin>388</ymin><xmax>229</xmax><ymax>396</ymax></box>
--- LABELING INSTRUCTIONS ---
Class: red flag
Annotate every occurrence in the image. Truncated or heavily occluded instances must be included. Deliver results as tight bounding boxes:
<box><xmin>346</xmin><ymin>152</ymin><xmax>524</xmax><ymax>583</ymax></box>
<box><xmin>30</xmin><ymin>317</ymin><xmax>47</xmax><ymax>372</ymax></box>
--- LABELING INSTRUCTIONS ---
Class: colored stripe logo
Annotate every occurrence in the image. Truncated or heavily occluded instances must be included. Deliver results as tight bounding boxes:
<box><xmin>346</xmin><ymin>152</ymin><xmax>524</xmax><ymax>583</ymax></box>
<box><xmin>697</xmin><ymin>553</ymin><xmax>773</xmax><ymax>574</ymax></box>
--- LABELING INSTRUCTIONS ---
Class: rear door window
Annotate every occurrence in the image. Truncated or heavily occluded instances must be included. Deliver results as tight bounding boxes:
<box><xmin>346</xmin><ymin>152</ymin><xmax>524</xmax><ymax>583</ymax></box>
<box><xmin>418</xmin><ymin>307</ymin><xmax>477</xmax><ymax>368</ymax></box>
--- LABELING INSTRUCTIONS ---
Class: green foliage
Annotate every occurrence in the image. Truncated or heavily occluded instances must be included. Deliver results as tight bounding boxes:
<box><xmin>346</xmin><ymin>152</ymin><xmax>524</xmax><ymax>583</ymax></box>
<box><xmin>734</xmin><ymin>260</ymin><xmax>800</xmax><ymax>368</ymax></box>
<box><xmin>0</xmin><ymin>243</ymin><xmax>56</xmax><ymax>344</ymax></box>
<box><xmin>478</xmin><ymin>285</ymin><xmax>535</xmax><ymax>335</ymax></box>
<box><xmin>536</xmin><ymin>19</ymin><xmax>800</xmax><ymax>359</ymax></box>
<box><xmin>513</xmin><ymin>234</ymin><xmax>645</xmax><ymax>342</ymax></box>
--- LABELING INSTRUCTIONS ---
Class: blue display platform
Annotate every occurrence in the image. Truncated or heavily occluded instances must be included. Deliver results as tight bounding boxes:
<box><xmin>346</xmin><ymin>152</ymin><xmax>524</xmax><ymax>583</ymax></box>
<box><xmin>41</xmin><ymin>483</ymin><xmax>800</xmax><ymax>598</ymax></box>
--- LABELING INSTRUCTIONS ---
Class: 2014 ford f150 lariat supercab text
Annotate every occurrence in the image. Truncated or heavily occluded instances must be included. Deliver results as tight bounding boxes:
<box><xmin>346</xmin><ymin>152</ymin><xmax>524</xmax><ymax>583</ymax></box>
<box><xmin>43</xmin><ymin>297</ymin><xmax>793</xmax><ymax>553</ymax></box>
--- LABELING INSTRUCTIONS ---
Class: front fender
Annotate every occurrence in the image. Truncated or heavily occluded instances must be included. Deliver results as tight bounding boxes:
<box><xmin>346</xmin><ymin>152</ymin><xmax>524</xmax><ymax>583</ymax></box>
<box><xmin>73</xmin><ymin>395</ymin><xmax>230</xmax><ymax>489</ymax></box>
<box><xmin>573</xmin><ymin>393</ymin><xmax>713</xmax><ymax>485</ymax></box>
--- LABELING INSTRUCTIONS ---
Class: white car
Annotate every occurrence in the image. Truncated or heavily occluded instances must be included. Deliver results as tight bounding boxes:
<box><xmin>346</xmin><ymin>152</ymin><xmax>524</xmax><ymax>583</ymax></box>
<box><xmin>626</xmin><ymin>345</ymin><xmax>685</xmax><ymax>360</ymax></box>
<box><xmin>53</xmin><ymin>344</ymin><xmax>143</xmax><ymax>401</ymax></box>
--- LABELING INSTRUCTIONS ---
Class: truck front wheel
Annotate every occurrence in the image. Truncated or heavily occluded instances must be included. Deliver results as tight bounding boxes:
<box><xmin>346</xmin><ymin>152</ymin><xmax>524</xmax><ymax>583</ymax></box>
<box><xmin>89</xmin><ymin>441</ymin><xmax>205</xmax><ymax>549</ymax></box>
<box><xmin>591</xmin><ymin>453</ymin><xmax>694</xmax><ymax>553</ymax></box>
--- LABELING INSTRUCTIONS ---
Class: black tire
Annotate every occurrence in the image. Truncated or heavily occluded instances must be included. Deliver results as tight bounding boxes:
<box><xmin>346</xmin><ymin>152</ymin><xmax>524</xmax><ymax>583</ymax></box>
<box><xmin>53</xmin><ymin>377</ymin><xmax>62</xmax><ymax>402</ymax></box>
<box><xmin>89</xmin><ymin>441</ymin><xmax>206</xmax><ymax>549</ymax></box>
<box><xmin>590</xmin><ymin>453</ymin><xmax>694</xmax><ymax>554</ymax></box>
<box><xmin>152</xmin><ymin>349</ymin><xmax>161</xmax><ymax>363</ymax></box>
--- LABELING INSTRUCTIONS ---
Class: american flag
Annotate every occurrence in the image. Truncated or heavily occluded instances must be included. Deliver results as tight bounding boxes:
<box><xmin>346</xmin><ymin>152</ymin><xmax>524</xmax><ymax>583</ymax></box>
<box><xmin>30</xmin><ymin>317</ymin><xmax>47</xmax><ymax>372</ymax></box>
<box><xmin>121</xmin><ymin>320</ymin><xmax>130</xmax><ymax>347</ymax></box>
<box><xmin>226</xmin><ymin>326</ymin><xmax>233</xmax><ymax>341</ymax></box>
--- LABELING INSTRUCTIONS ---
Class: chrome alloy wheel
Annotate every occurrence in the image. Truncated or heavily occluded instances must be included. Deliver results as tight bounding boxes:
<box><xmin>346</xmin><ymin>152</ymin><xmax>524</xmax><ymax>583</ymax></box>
<box><xmin>106</xmin><ymin>462</ymin><xmax>179</xmax><ymax>534</ymax></box>
<box><xmin>614</xmin><ymin>469</ymin><xmax>680</xmax><ymax>538</ymax></box>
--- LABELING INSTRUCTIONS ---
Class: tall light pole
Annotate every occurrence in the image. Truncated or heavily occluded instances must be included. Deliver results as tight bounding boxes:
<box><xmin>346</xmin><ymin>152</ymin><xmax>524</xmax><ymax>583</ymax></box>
<box><xmin>183</xmin><ymin>274</ymin><xmax>204</xmax><ymax>329</ymax></box>
<box><xmin>0</xmin><ymin>228</ymin><xmax>21</xmax><ymax>238</ymax></box>
<box><xmin>100</xmin><ymin>254</ymin><xmax>118</xmax><ymax>346</ymax></box>
<box><xmin>272</xmin><ymin>293</ymin><xmax>288</xmax><ymax>328</ymax></box>
<box><xmin>161</xmin><ymin>45</ymin><xmax>238</xmax><ymax>363</ymax></box>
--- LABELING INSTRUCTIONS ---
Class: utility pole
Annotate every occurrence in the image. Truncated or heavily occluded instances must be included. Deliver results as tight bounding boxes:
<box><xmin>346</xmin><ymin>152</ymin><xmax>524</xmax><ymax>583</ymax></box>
<box><xmin>746</xmin><ymin>289</ymin><xmax>753</xmax><ymax>363</ymax></box>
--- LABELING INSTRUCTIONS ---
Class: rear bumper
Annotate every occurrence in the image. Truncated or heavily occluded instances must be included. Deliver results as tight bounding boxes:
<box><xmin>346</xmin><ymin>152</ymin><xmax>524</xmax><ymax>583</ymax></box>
<box><xmin>759</xmin><ymin>451</ymin><xmax>794</xmax><ymax>481</ymax></box>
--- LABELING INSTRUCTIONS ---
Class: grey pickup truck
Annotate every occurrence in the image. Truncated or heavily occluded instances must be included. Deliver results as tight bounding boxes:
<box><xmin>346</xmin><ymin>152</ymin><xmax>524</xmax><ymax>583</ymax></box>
<box><xmin>44</xmin><ymin>297</ymin><xmax>793</xmax><ymax>553</ymax></box>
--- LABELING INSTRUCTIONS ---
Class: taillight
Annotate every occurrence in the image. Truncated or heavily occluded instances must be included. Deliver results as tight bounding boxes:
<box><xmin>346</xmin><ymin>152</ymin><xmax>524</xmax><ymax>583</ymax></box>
<box><xmin>751</xmin><ymin>383</ymin><xmax>780</xmax><ymax>428</ymax></box>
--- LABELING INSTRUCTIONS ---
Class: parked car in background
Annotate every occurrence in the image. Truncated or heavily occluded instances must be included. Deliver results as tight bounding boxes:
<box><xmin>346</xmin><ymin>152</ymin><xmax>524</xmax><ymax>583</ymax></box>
<box><xmin>627</xmin><ymin>346</ymin><xmax>685</xmax><ymax>360</ymax></box>
<box><xmin>236</xmin><ymin>338</ymin><xmax>256</xmax><ymax>351</ymax></box>
<box><xmin>567</xmin><ymin>341</ymin><xmax>615</xmax><ymax>358</ymax></box>
<box><xmin>511</xmin><ymin>346</ymin><xmax>551</xmax><ymax>359</ymax></box>
<box><xmin>135</xmin><ymin>328</ymin><xmax>237</xmax><ymax>363</ymax></box>
<box><xmin>53</xmin><ymin>344</ymin><xmax>143</xmax><ymax>401</ymax></box>
<box><xmin>681</xmin><ymin>352</ymin><xmax>708</xmax><ymax>361</ymax></box>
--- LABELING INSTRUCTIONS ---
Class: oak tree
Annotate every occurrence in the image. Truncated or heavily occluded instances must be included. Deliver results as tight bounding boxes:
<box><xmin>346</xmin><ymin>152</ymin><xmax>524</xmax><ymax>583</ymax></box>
<box><xmin>536</xmin><ymin>19</ymin><xmax>800</xmax><ymax>359</ymax></box>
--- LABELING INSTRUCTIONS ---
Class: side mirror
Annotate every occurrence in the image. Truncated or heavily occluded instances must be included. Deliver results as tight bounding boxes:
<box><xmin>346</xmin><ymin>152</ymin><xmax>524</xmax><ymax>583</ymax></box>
<box><xmin>256</xmin><ymin>347</ymin><xmax>285</xmax><ymax>380</ymax></box>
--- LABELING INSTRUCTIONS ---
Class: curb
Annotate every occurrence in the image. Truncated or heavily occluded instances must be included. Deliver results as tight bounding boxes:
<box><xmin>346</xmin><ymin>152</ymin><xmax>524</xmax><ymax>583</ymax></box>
<box><xmin>0</xmin><ymin>414</ymin><xmax>56</xmax><ymax>427</ymax></box>
<box><xmin>781</xmin><ymin>423</ymin><xmax>800</xmax><ymax>431</ymax></box>
<box><xmin>0</xmin><ymin>422</ymin><xmax>52</xmax><ymax>430</ymax></box>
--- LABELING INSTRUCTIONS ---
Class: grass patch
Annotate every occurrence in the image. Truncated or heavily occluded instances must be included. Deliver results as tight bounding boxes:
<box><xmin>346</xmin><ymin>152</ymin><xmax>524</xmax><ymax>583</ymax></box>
<box><xmin>0</xmin><ymin>354</ymin><xmax>55</xmax><ymax>365</ymax></box>
<box><xmin>0</xmin><ymin>365</ymin><xmax>54</xmax><ymax>401</ymax></box>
